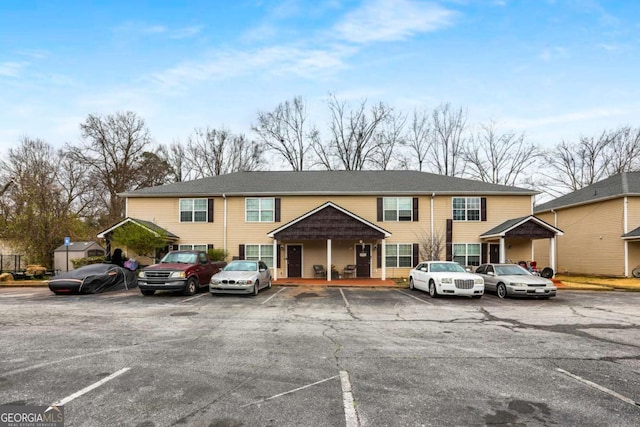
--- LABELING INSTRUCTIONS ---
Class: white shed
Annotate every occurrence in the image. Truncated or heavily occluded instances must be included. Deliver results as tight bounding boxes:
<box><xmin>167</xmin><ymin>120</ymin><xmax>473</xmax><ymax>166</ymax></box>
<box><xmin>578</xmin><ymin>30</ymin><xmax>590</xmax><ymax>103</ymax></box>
<box><xmin>54</xmin><ymin>241</ymin><xmax>105</xmax><ymax>273</ymax></box>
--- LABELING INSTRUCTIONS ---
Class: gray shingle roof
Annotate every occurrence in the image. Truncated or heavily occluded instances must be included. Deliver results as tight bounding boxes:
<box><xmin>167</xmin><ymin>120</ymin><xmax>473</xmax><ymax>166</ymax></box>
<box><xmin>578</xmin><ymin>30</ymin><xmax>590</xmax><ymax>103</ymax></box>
<box><xmin>120</xmin><ymin>171</ymin><xmax>537</xmax><ymax>197</ymax></box>
<box><xmin>535</xmin><ymin>172</ymin><xmax>640</xmax><ymax>213</ymax></box>
<box><xmin>622</xmin><ymin>226</ymin><xmax>640</xmax><ymax>239</ymax></box>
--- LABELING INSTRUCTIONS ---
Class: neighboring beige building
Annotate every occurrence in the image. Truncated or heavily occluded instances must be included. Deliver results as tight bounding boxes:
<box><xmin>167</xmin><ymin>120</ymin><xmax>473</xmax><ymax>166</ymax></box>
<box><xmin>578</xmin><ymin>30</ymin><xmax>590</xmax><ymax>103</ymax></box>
<box><xmin>534</xmin><ymin>172</ymin><xmax>640</xmax><ymax>277</ymax></box>
<box><xmin>110</xmin><ymin>171</ymin><xmax>561</xmax><ymax>280</ymax></box>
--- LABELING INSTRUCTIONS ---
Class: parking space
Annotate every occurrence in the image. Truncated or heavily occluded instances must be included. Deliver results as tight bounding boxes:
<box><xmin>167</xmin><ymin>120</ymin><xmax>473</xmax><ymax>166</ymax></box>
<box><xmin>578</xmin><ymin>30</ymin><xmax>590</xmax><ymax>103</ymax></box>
<box><xmin>1</xmin><ymin>286</ymin><xmax>639</xmax><ymax>426</ymax></box>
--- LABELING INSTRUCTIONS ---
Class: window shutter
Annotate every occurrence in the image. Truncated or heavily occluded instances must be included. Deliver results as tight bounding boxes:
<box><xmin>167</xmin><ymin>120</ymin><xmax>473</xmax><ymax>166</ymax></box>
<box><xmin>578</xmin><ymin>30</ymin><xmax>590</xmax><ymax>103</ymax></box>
<box><xmin>481</xmin><ymin>243</ymin><xmax>487</xmax><ymax>265</ymax></box>
<box><xmin>481</xmin><ymin>197</ymin><xmax>487</xmax><ymax>221</ymax></box>
<box><xmin>172</xmin><ymin>244</ymin><xmax>179</xmax><ymax>251</ymax></box>
<box><xmin>413</xmin><ymin>243</ymin><xmax>419</xmax><ymax>266</ymax></box>
<box><xmin>207</xmin><ymin>244</ymin><xmax>214</xmax><ymax>251</ymax></box>
<box><xmin>238</xmin><ymin>244</ymin><xmax>245</xmax><ymax>260</ymax></box>
<box><xmin>275</xmin><ymin>198</ymin><xmax>281</xmax><ymax>222</ymax></box>
<box><xmin>207</xmin><ymin>198</ymin><xmax>214</xmax><ymax>222</ymax></box>
<box><xmin>377</xmin><ymin>198</ymin><xmax>383</xmax><ymax>221</ymax></box>
<box><xmin>277</xmin><ymin>245</ymin><xmax>281</xmax><ymax>268</ymax></box>
<box><xmin>377</xmin><ymin>244</ymin><xmax>382</xmax><ymax>268</ymax></box>
<box><xmin>413</xmin><ymin>197</ymin><xmax>419</xmax><ymax>222</ymax></box>
<box><xmin>446</xmin><ymin>219</ymin><xmax>453</xmax><ymax>261</ymax></box>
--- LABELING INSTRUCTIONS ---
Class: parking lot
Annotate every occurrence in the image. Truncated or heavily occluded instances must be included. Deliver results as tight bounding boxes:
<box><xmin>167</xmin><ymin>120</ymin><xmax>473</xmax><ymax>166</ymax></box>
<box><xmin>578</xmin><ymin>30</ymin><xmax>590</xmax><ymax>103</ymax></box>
<box><xmin>1</xmin><ymin>286</ymin><xmax>639</xmax><ymax>426</ymax></box>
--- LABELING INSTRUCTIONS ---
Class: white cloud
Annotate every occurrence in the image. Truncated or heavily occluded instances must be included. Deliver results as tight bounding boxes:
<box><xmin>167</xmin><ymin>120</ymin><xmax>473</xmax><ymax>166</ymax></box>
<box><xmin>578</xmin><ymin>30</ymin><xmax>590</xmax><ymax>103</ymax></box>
<box><xmin>538</xmin><ymin>46</ymin><xmax>568</xmax><ymax>62</ymax></box>
<box><xmin>333</xmin><ymin>0</ymin><xmax>456</xmax><ymax>44</ymax></box>
<box><xmin>169</xmin><ymin>25</ymin><xmax>204</xmax><ymax>39</ymax></box>
<box><xmin>0</xmin><ymin>61</ymin><xmax>27</xmax><ymax>77</ymax></box>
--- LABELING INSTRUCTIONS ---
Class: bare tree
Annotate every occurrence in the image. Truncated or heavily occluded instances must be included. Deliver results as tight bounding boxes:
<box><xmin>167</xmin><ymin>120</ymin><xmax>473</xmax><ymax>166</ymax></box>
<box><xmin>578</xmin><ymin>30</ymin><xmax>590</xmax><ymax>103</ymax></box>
<box><xmin>183</xmin><ymin>128</ymin><xmax>263</xmax><ymax>179</ymax></box>
<box><xmin>464</xmin><ymin>121</ymin><xmax>541</xmax><ymax>186</ymax></box>
<box><xmin>253</xmin><ymin>96</ymin><xmax>318</xmax><ymax>170</ymax></box>
<box><xmin>370</xmin><ymin>111</ymin><xmax>407</xmax><ymax>170</ymax></box>
<box><xmin>604</xmin><ymin>126</ymin><xmax>640</xmax><ymax>175</ymax></box>
<box><xmin>403</xmin><ymin>108</ymin><xmax>432</xmax><ymax>171</ymax></box>
<box><xmin>427</xmin><ymin>103</ymin><xmax>468</xmax><ymax>176</ymax></box>
<box><xmin>0</xmin><ymin>137</ymin><xmax>91</xmax><ymax>266</ymax></box>
<box><xmin>415</xmin><ymin>229</ymin><xmax>446</xmax><ymax>261</ymax></box>
<box><xmin>67</xmin><ymin>111</ymin><xmax>154</xmax><ymax>225</ymax></box>
<box><xmin>314</xmin><ymin>94</ymin><xmax>393</xmax><ymax>170</ymax></box>
<box><xmin>542</xmin><ymin>129</ymin><xmax>618</xmax><ymax>193</ymax></box>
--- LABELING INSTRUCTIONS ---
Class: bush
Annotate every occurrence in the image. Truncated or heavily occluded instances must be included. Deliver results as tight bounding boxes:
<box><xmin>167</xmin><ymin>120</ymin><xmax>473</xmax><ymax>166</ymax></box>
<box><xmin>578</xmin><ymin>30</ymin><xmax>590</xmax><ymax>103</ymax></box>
<box><xmin>71</xmin><ymin>256</ymin><xmax>106</xmax><ymax>268</ymax></box>
<box><xmin>208</xmin><ymin>248</ymin><xmax>229</xmax><ymax>262</ymax></box>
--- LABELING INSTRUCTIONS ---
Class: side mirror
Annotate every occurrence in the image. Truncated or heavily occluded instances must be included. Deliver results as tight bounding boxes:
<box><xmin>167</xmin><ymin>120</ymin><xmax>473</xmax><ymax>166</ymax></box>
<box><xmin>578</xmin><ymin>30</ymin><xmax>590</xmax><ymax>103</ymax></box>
<box><xmin>488</xmin><ymin>271</ymin><xmax>495</xmax><ymax>276</ymax></box>
<box><xmin>420</xmin><ymin>267</ymin><xmax>427</xmax><ymax>272</ymax></box>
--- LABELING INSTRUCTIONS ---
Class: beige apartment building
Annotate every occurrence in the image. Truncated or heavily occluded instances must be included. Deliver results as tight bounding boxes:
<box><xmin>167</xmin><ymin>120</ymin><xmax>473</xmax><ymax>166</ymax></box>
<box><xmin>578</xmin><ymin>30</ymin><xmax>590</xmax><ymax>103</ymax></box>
<box><xmin>104</xmin><ymin>171</ymin><xmax>562</xmax><ymax>280</ymax></box>
<box><xmin>534</xmin><ymin>172</ymin><xmax>640</xmax><ymax>277</ymax></box>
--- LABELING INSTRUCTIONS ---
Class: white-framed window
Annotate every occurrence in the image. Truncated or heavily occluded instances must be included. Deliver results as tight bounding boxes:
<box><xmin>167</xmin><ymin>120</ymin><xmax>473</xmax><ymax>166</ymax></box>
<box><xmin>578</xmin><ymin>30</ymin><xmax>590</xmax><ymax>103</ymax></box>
<box><xmin>180</xmin><ymin>199</ymin><xmax>208</xmax><ymax>222</ymax></box>
<box><xmin>245</xmin><ymin>244</ymin><xmax>274</xmax><ymax>268</ymax></box>
<box><xmin>383</xmin><ymin>197</ymin><xmax>413</xmax><ymax>221</ymax></box>
<box><xmin>453</xmin><ymin>243</ymin><xmax>481</xmax><ymax>267</ymax></box>
<box><xmin>452</xmin><ymin>197</ymin><xmax>480</xmax><ymax>221</ymax></box>
<box><xmin>246</xmin><ymin>198</ymin><xmax>275</xmax><ymax>222</ymax></box>
<box><xmin>178</xmin><ymin>244</ymin><xmax>208</xmax><ymax>252</ymax></box>
<box><xmin>385</xmin><ymin>243</ymin><xmax>413</xmax><ymax>267</ymax></box>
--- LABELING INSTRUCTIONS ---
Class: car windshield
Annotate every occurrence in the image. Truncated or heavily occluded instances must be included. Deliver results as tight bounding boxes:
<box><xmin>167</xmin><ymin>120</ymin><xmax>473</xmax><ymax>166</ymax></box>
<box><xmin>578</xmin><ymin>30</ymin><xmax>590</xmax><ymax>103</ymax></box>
<box><xmin>430</xmin><ymin>262</ymin><xmax>466</xmax><ymax>273</ymax></box>
<box><xmin>495</xmin><ymin>265</ymin><xmax>530</xmax><ymax>276</ymax></box>
<box><xmin>160</xmin><ymin>252</ymin><xmax>197</xmax><ymax>264</ymax></box>
<box><xmin>224</xmin><ymin>261</ymin><xmax>257</xmax><ymax>272</ymax></box>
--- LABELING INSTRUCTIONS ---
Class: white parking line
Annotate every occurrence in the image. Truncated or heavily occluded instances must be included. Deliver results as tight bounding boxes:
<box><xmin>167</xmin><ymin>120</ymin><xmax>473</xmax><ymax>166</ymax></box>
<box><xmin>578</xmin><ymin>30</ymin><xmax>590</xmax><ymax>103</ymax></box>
<box><xmin>393</xmin><ymin>289</ymin><xmax>434</xmax><ymax>305</ymax></box>
<box><xmin>557</xmin><ymin>368</ymin><xmax>640</xmax><ymax>408</ymax></box>
<box><xmin>240</xmin><ymin>374</ymin><xmax>339</xmax><ymax>407</ymax></box>
<box><xmin>261</xmin><ymin>287</ymin><xmax>287</xmax><ymax>305</ymax></box>
<box><xmin>180</xmin><ymin>293</ymin><xmax>206</xmax><ymax>303</ymax></box>
<box><xmin>339</xmin><ymin>289</ymin><xmax>350</xmax><ymax>308</ymax></box>
<box><xmin>47</xmin><ymin>367</ymin><xmax>130</xmax><ymax>410</ymax></box>
<box><xmin>340</xmin><ymin>370</ymin><xmax>360</xmax><ymax>427</ymax></box>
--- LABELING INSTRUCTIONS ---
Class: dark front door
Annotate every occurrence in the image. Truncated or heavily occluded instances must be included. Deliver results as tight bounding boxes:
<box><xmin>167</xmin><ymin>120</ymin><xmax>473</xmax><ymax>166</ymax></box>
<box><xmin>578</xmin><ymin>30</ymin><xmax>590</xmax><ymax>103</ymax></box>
<box><xmin>355</xmin><ymin>244</ymin><xmax>371</xmax><ymax>278</ymax></box>
<box><xmin>287</xmin><ymin>245</ymin><xmax>302</xmax><ymax>278</ymax></box>
<box><xmin>490</xmin><ymin>244</ymin><xmax>500</xmax><ymax>263</ymax></box>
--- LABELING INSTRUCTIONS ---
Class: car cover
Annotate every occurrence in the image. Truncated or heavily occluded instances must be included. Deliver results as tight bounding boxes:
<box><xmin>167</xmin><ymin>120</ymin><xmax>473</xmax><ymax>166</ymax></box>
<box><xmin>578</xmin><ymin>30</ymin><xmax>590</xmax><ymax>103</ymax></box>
<box><xmin>49</xmin><ymin>263</ymin><xmax>138</xmax><ymax>294</ymax></box>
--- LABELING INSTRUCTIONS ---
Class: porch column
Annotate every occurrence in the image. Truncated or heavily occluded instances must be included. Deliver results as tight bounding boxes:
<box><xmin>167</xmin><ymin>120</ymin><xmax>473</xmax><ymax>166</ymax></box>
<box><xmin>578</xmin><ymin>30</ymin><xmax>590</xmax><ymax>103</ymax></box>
<box><xmin>550</xmin><ymin>237</ymin><xmax>556</xmax><ymax>276</ymax></box>
<box><xmin>381</xmin><ymin>238</ymin><xmax>386</xmax><ymax>281</ymax></box>
<box><xmin>272</xmin><ymin>239</ymin><xmax>278</xmax><ymax>281</ymax></box>
<box><xmin>499</xmin><ymin>237</ymin><xmax>506</xmax><ymax>263</ymax></box>
<box><xmin>326</xmin><ymin>239</ymin><xmax>332</xmax><ymax>282</ymax></box>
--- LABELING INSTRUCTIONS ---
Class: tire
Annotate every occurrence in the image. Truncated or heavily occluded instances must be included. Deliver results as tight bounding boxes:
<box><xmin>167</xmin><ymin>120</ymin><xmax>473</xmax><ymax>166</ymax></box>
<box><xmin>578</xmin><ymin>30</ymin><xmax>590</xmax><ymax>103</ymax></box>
<box><xmin>428</xmin><ymin>280</ymin><xmax>439</xmax><ymax>298</ymax></box>
<box><xmin>267</xmin><ymin>276</ymin><xmax>272</xmax><ymax>289</ymax></box>
<box><xmin>183</xmin><ymin>278</ymin><xmax>198</xmax><ymax>296</ymax></box>
<box><xmin>632</xmin><ymin>267</ymin><xmax>640</xmax><ymax>278</ymax></box>
<box><xmin>409</xmin><ymin>277</ymin><xmax>415</xmax><ymax>290</ymax></box>
<box><xmin>141</xmin><ymin>289</ymin><xmax>155</xmax><ymax>296</ymax></box>
<box><xmin>252</xmin><ymin>281</ymin><xmax>259</xmax><ymax>296</ymax></box>
<box><xmin>496</xmin><ymin>283</ymin><xmax>507</xmax><ymax>299</ymax></box>
<box><xmin>541</xmin><ymin>267</ymin><xmax>554</xmax><ymax>279</ymax></box>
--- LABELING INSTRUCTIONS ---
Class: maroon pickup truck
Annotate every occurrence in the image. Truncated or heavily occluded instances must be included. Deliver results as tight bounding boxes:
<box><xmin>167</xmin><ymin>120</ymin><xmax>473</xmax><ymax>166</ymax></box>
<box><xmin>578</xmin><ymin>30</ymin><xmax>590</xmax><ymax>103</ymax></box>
<box><xmin>138</xmin><ymin>250</ymin><xmax>226</xmax><ymax>296</ymax></box>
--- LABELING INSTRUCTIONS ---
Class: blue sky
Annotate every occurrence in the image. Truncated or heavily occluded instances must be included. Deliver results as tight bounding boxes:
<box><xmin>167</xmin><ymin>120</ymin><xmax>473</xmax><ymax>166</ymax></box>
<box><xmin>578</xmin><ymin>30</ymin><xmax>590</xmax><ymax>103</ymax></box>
<box><xmin>1</xmin><ymin>0</ymin><xmax>638</xmax><ymax>159</ymax></box>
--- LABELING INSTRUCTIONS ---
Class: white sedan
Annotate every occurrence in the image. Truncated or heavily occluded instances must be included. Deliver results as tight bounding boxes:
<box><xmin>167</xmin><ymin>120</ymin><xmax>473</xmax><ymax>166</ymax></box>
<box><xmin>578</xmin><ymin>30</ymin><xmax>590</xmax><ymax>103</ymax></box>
<box><xmin>409</xmin><ymin>261</ymin><xmax>484</xmax><ymax>298</ymax></box>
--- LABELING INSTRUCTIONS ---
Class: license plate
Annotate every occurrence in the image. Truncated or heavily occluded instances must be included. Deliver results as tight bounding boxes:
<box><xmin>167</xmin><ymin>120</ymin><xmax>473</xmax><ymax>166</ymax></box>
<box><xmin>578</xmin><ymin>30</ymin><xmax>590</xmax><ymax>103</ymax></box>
<box><xmin>535</xmin><ymin>289</ymin><xmax>545</xmax><ymax>294</ymax></box>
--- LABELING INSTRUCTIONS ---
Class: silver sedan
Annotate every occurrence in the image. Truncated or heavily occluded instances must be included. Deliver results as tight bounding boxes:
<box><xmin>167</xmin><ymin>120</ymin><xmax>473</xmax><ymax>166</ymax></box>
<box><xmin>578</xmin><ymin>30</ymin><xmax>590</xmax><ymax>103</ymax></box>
<box><xmin>210</xmin><ymin>260</ymin><xmax>272</xmax><ymax>296</ymax></box>
<box><xmin>475</xmin><ymin>263</ymin><xmax>557</xmax><ymax>299</ymax></box>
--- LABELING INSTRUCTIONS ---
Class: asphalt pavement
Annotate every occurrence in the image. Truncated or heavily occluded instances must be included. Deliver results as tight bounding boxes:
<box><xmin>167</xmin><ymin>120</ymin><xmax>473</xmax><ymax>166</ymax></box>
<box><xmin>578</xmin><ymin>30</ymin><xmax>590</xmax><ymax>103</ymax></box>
<box><xmin>0</xmin><ymin>286</ymin><xmax>639</xmax><ymax>426</ymax></box>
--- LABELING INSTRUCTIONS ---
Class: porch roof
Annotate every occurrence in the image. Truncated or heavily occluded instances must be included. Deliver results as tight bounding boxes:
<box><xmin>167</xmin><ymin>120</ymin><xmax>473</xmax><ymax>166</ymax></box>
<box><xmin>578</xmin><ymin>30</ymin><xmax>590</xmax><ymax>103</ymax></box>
<box><xmin>622</xmin><ymin>226</ymin><xmax>640</xmax><ymax>241</ymax></box>
<box><xmin>480</xmin><ymin>215</ymin><xmax>564</xmax><ymax>240</ymax></box>
<box><xmin>267</xmin><ymin>202</ymin><xmax>391</xmax><ymax>240</ymax></box>
<box><xmin>97</xmin><ymin>217</ymin><xmax>179</xmax><ymax>240</ymax></box>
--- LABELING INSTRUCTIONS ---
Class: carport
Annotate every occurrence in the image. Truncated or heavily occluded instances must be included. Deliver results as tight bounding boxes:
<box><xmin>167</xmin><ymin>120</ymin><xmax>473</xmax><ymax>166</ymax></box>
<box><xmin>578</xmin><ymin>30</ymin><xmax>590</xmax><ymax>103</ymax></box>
<box><xmin>479</xmin><ymin>215</ymin><xmax>564</xmax><ymax>273</ymax></box>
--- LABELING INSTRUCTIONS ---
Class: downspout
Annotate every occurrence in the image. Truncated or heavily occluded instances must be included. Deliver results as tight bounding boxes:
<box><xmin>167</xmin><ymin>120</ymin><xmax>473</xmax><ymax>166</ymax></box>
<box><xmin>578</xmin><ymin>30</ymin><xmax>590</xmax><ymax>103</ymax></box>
<box><xmin>624</xmin><ymin>197</ymin><xmax>629</xmax><ymax>277</ymax></box>
<box><xmin>223</xmin><ymin>194</ymin><xmax>227</xmax><ymax>253</ymax></box>
<box><xmin>430</xmin><ymin>193</ymin><xmax>435</xmax><ymax>260</ymax></box>
<box><xmin>551</xmin><ymin>209</ymin><xmax>557</xmax><ymax>274</ymax></box>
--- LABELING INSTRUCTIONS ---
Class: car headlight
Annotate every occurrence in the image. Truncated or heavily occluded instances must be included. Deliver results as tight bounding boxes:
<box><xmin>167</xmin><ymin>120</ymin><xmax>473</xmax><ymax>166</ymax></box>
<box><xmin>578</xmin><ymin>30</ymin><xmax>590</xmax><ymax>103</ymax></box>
<box><xmin>440</xmin><ymin>277</ymin><xmax>453</xmax><ymax>284</ymax></box>
<box><xmin>170</xmin><ymin>271</ymin><xmax>186</xmax><ymax>278</ymax></box>
<box><xmin>138</xmin><ymin>271</ymin><xmax>145</xmax><ymax>278</ymax></box>
<box><xmin>509</xmin><ymin>282</ymin><xmax>526</xmax><ymax>287</ymax></box>
<box><xmin>474</xmin><ymin>278</ymin><xmax>483</xmax><ymax>285</ymax></box>
<box><xmin>211</xmin><ymin>278</ymin><xmax>221</xmax><ymax>284</ymax></box>
<box><xmin>237</xmin><ymin>279</ymin><xmax>253</xmax><ymax>285</ymax></box>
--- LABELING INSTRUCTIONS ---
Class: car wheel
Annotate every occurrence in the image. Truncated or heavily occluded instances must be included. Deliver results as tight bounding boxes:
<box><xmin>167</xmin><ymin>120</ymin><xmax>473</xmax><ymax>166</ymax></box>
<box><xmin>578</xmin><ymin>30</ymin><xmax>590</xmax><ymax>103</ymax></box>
<box><xmin>409</xmin><ymin>277</ymin><xmax>415</xmax><ymax>290</ymax></box>
<box><xmin>140</xmin><ymin>289</ymin><xmax>155</xmax><ymax>296</ymax></box>
<box><xmin>253</xmin><ymin>281</ymin><xmax>259</xmax><ymax>296</ymax></box>
<box><xmin>496</xmin><ymin>283</ymin><xmax>507</xmax><ymax>299</ymax></box>
<box><xmin>183</xmin><ymin>278</ymin><xmax>198</xmax><ymax>296</ymax></box>
<box><xmin>428</xmin><ymin>280</ymin><xmax>439</xmax><ymax>298</ymax></box>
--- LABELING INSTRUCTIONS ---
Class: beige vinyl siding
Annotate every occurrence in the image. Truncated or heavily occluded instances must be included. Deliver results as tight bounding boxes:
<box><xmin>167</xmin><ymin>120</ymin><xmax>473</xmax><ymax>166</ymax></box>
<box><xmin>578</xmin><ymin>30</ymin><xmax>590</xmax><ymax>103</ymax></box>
<box><xmin>554</xmin><ymin>198</ymin><xmax>625</xmax><ymax>276</ymax></box>
<box><xmin>627</xmin><ymin>196</ymin><xmax>640</xmax><ymax>232</ymax></box>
